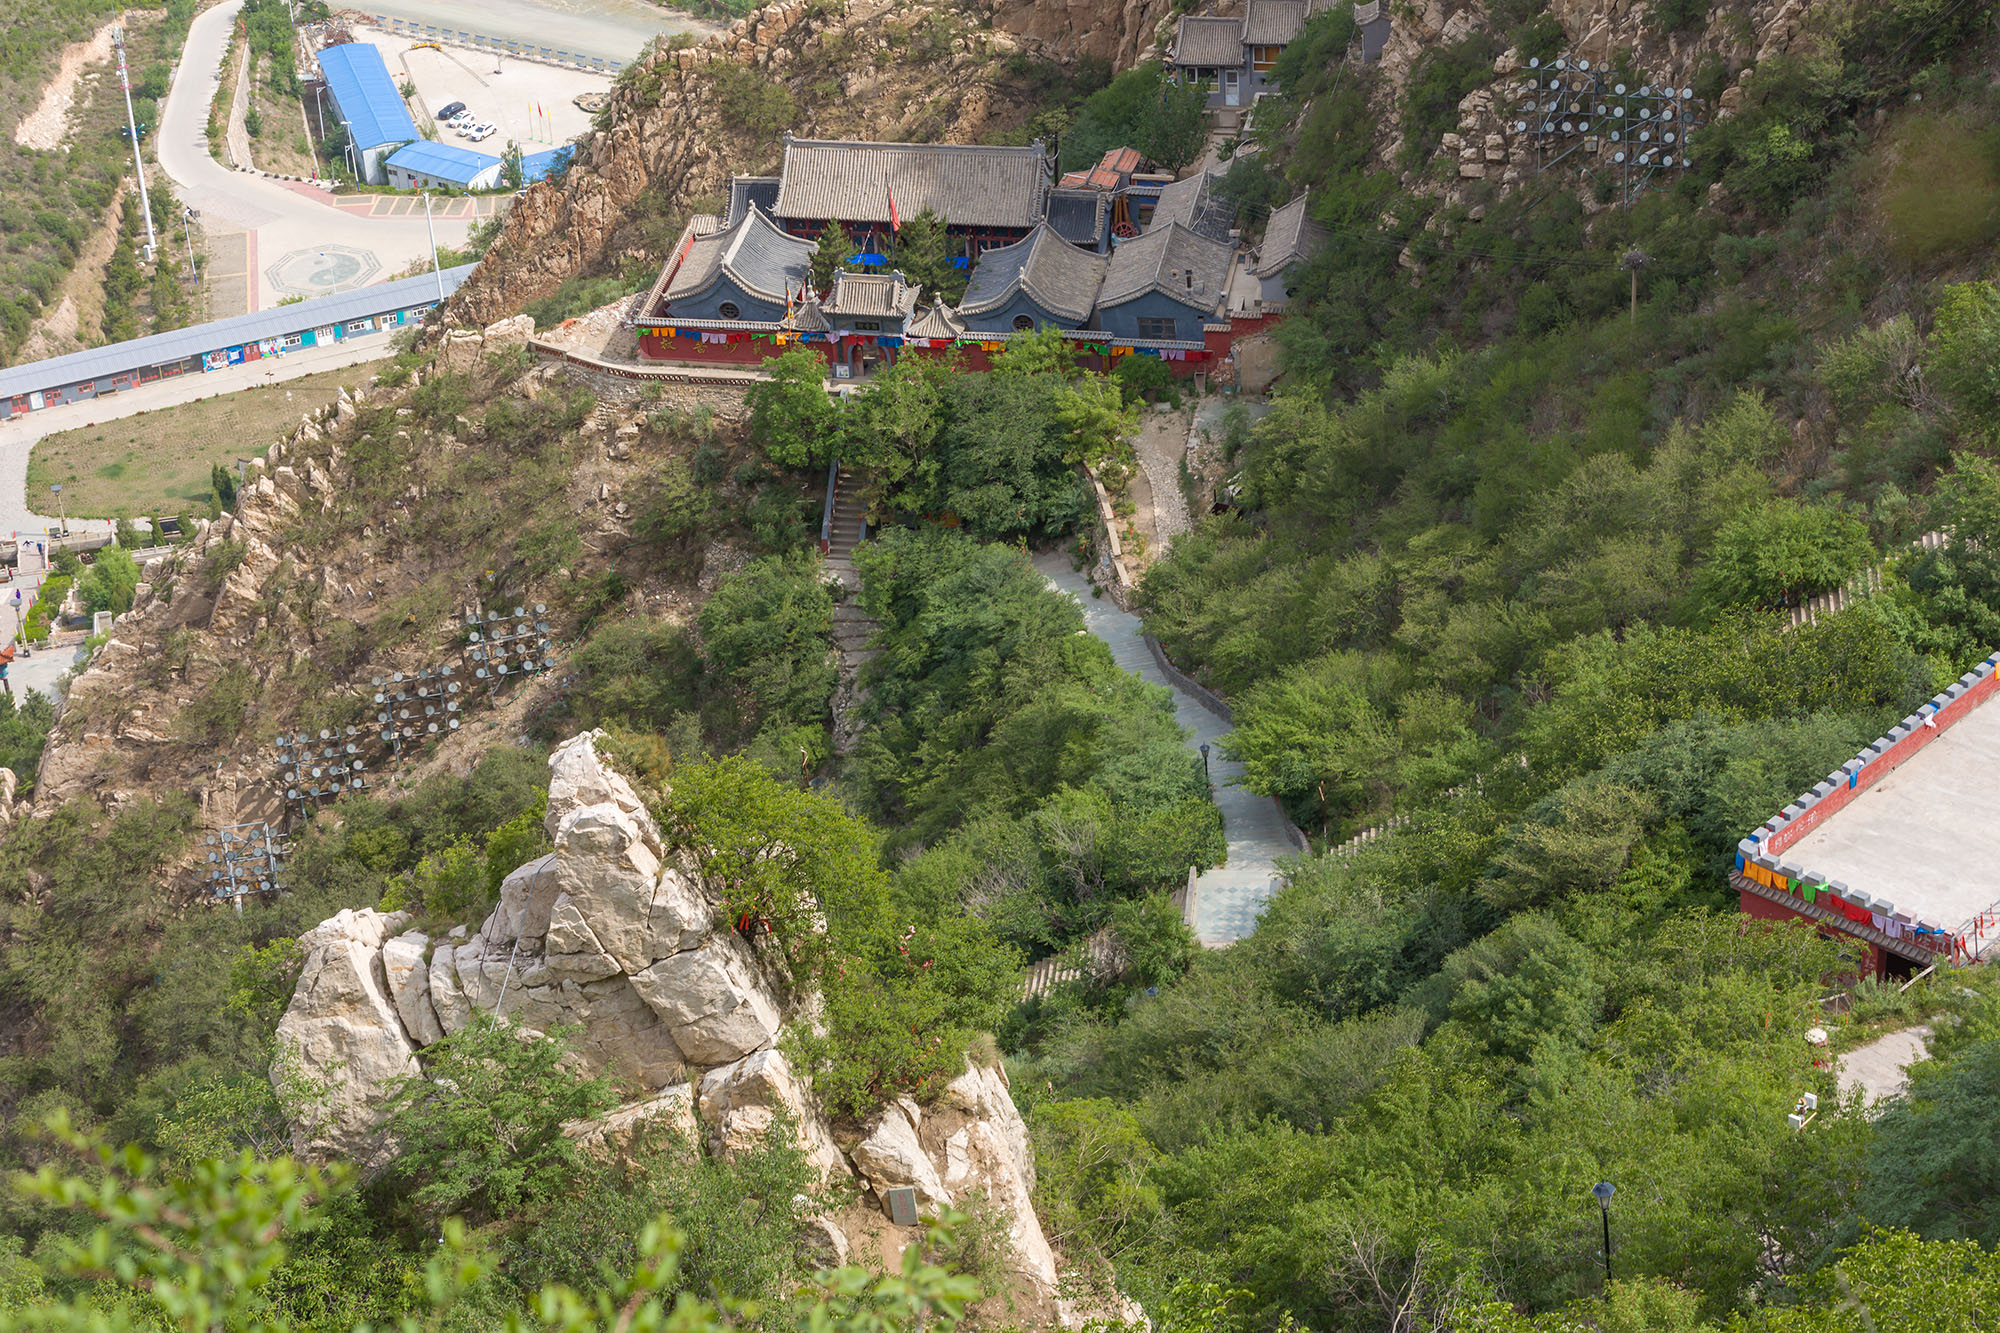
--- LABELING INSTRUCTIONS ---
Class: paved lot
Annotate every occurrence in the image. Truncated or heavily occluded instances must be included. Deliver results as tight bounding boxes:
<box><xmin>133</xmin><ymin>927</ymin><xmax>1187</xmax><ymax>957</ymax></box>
<box><xmin>361</xmin><ymin>0</ymin><xmax>711</xmax><ymax>65</ymax></box>
<box><xmin>1035</xmin><ymin>552</ymin><xmax>1299</xmax><ymax>945</ymax></box>
<box><xmin>362</xmin><ymin>24</ymin><xmax>609</xmax><ymax>148</ymax></box>
<box><xmin>159</xmin><ymin>0</ymin><xmax>477</xmax><ymax>313</ymax></box>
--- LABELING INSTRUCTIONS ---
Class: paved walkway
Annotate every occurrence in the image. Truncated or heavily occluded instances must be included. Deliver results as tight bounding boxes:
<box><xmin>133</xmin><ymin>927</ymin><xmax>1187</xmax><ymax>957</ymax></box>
<box><xmin>1035</xmin><ymin>552</ymin><xmax>1298</xmax><ymax>945</ymax></box>
<box><xmin>1838</xmin><ymin>1023</ymin><xmax>1931</xmax><ymax>1108</ymax></box>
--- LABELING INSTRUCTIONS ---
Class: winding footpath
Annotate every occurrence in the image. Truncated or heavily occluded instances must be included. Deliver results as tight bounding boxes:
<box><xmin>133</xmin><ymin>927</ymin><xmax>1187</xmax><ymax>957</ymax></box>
<box><xmin>1035</xmin><ymin>552</ymin><xmax>1299</xmax><ymax>946</ymax></box>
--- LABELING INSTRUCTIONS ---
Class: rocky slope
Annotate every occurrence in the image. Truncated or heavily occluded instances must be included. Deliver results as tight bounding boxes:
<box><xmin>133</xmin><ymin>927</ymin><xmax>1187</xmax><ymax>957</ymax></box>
<box><xmin>273</xmin><ymin>730</ymin><xmax>1129</xmax><ymax>1327</ymax></box>
<box><xmin>447</xmin><ymin>0</ymin><xmax>1099</xmax><ymax>326</ymax></box>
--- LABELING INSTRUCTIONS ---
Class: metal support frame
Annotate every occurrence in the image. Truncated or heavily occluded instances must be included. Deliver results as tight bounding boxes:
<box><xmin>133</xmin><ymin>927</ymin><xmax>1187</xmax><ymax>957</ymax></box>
<box><xmin>1513</xmin><ymin>56</ymin><xmax>1701</xmax><ymax>205</ymax></box>
<box><xmin>277</xmin><ymin>728</ymin><xmax>371</xmax><ymax>821</ymax></box>
<box><xmin>464</xmin><ymin>604</ymin><xmax>554</xmax><ymax>691</ymax></box>
<box><xmin>201</xmin><ymin>821</ymin><xmax>291</xmax><ymax>910</ymax></box>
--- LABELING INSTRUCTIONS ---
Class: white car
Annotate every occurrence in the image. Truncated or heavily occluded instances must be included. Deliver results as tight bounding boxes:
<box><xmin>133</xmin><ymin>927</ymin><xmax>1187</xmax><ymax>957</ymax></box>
<box><xmin>470</xmin><ymin>123</ymin><xmax>496</xmax><ymax>141</ymax></box>
<box><xmin>452</xmin><ymin>121</ymin><xmax>476</xmax><ymax>138</ymax></box>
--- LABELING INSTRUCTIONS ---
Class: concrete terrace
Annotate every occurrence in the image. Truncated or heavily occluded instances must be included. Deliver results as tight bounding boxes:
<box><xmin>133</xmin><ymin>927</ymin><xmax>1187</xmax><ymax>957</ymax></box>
<box><xmin>1034</xmin><ymin>552</ymin><xmax>1299</xmax><ymax>945</ymax></box>
<box><xmin>1784</xmin><ymin>696</ymin><xmax>2000</xmax><ymax>941</ymax></box>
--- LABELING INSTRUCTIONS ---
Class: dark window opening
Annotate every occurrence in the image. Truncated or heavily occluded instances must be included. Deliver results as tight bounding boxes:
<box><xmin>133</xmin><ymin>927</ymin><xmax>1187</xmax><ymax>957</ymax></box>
<box><xmin>1012</xmin><ymin>314</ymin><xmax>1035</xmax><ymax>331</ymax></box>
<box><xmin>718</xmin><ymin>301</ymin><xmax>741</xmax><ymax>320</ymax></box>
<box><xmin>1136</xmin><ymin>316</ymin><xmax>1178</xmax><ymax>341</ymax></box>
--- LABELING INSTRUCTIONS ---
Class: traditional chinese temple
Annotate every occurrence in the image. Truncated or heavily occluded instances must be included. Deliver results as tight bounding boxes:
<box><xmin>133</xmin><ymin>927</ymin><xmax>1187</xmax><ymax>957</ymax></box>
<box><xmin>630</xmin><ymin>137</ymin><xmax>1321</xmax><ymax>380</ymax></box>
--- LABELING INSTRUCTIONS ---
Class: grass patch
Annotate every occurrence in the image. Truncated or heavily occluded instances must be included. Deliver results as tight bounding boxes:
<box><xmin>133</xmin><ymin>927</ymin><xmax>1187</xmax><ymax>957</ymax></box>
<box><xmin>1875</xmin><ymin>110</ymin><xmax>2000</xmax><ymax>263</ymax></box>
<box><xmin>25</xmin><ymin>366</ymin><xmax>372</xmax><ymax>518</ymax></box>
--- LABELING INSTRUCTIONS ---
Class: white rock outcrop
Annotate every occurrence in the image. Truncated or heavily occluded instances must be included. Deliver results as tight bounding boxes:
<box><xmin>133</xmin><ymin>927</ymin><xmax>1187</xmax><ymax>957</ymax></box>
<box><xmin>271</xmin><ymin>908</ymin><xmax>420</xmax><ymax>1167</ymax></box>
<box><xmin>272</xmin><ymin>731</ymin><xmax>1116</xmax><ymax>1324</ymax></box>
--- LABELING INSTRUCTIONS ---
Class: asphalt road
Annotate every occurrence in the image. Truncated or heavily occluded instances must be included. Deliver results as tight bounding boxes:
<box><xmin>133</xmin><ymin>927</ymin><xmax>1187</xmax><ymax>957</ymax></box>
<box><xmin>158</xmin><ymin>0</ymin><xmax>478</xmax><ymax>312</ymax></box>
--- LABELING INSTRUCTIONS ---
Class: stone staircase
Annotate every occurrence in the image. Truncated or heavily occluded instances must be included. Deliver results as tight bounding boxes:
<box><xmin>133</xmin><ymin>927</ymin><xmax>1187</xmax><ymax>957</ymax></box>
<box><xmin>822</xmin><ymin>466</ymin><xmax>876</xmax><ymax>755</ymax></box>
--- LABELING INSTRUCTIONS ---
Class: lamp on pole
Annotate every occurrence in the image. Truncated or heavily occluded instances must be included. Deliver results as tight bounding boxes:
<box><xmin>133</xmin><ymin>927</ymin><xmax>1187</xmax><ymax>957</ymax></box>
<box><xmin>1199</xmin><ymin>742</ymin><xmax>1211</xmax><ymax>788</ymax></box>
<box><xmin>181</xmin><ymin>206</ymin><xmax>199</xmax><ymax>285</ymax></box>
<box><xmin>1591</xmin><ymin>1181</ymin><xmax>1616</xmax><ymax>1285</ymax></box>
<box><xmin>50</xmin><ymin>484</ymin><xmax>66</xmax><ymax>539</ymax></box>
<box><xmin>421</xmin><ymin>192</ymin><xmax>445</xmax><ymax>303</ymax></box>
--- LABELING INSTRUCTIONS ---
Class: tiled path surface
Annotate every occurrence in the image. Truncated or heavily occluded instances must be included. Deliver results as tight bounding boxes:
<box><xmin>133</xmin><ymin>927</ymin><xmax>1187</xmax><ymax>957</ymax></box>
<box><xmin>1035</xmin><ymin>552</ymin><xmax>1297</xmax><ymax>945</ymax></box>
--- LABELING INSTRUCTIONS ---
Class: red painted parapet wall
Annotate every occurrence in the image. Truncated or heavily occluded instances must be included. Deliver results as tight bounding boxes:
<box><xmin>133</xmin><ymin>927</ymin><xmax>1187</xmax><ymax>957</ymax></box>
<box><xmin>1766</xmin><ymin>656</ymin><xmax>2000</xmax><ymax>855</ymax></box>
<box><xmin>1735</xmin><ymin>649</ymin><xmax>2000</xmax><ymax>963</ymax></box>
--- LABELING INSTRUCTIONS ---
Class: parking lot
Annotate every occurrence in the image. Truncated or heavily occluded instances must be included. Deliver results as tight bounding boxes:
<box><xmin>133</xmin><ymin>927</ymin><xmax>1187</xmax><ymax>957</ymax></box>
<box><xmin>354</xmin><ymin>24</ymin><xmax>609</xmax><ymax>158</ymax></box>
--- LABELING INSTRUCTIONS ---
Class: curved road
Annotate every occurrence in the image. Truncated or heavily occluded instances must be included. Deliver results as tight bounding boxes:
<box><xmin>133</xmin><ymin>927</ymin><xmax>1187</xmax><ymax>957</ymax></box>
<box><xmin>159</xmin><ymin>0</ymin><xmax>479</xmax><ymax>312</ymax></box>
<box><xmin>1036</xmin><ymin>553</ymin><xmax>1300</xmax><ymax>945</ymax></box>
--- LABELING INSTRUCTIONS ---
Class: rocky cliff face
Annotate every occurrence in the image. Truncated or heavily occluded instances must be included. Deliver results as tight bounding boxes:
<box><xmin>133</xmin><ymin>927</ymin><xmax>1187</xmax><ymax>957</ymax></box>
<box><xmin>448</xmin><ymin>0</ymin><xmax>1068</xmax><ymax>327</ymax></box>
<box><xmin>272</xmin><ymin>731</ymin><xmax>1127</xmax><ymax>1326</ymax></box>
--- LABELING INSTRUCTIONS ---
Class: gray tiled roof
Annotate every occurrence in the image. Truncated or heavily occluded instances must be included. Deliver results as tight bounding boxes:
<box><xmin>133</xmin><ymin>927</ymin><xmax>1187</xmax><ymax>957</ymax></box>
<box><xmin>1171</xmin><ymin>15</ymin><xmax>1244</xmax><ymax>67</ymax></box>
<box><xmin>1252</xmin><ymin>191</ymin><xmax>1328</xmax><ymax>277</ymax></box>
<box><xmin>0</xmin><ymin>266</ymin><xmax>475</xmax><ymax>401</ymax></box>
<box><xmin>664</xmin><ymin>203</ymin><xmax>815</xmax><ymax>306</ymax></box>
<box><xmin>1099</xmin><ymin>222</ymin><xmax>1233</xmax><ymax>312</ymax></box>
<box><xmin>959</xmin><ymin>224</ymin><xmax>1109</xmax><ymax>323</ymax></box>
<box><xmin>771</xmin><ymin>137</ymin><xmax>1049</xmax><ymax>230</ymax></box>
<box><xmin>725</xmin><ymin>175</ymin><xmax>781</xmax><ymax>227</ymax></box>
<box><xmin>826</xmin><ymin>270</ymin><xmax>920</xmax><ymax>318</ymax></box>
<box><xmin>783</xmin><ymin>295</ymin><xmax>831</xmax><ymax>332</ymax></box>
<box><xmin>1046</xmin><ymin>187</ymin><xmax>1110</xmax><ymax>247</ymax></box>
<box><xmin>1147</xmin><ymin>169</ymin><xmax>1237</xmax><ymax>243</ymax></box>
<box><xmin>1244</xmin><ymin>0</ymin><xmax>1308</xmax><ymax>45</ymax></box>
<box><xmin>907</xmin><ymin>303</ymin><xmax>966</xmax><ymax>340</ymax></box>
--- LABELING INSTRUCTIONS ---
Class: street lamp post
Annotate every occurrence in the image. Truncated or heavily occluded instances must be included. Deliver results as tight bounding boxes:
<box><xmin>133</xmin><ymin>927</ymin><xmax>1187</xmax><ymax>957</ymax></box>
<box><xmin>1199</xmin><ymin>742</ymin><xmax>1211</xmax><ymax>789</ymax></box>
<box><xmin>181</xmin><ymin>206</ymin><xmax>199</xmax><ymax>285</ymax></box>
<box><xmin>50</xmin><ymin>485</ymin><xmax>66</xmax><ymax>540</ymax></box>
<box><xmin>1592</xmin><ymin>1182</ymin><xmax>1616</xmax><ymax>1286</ymax></box>
<box><xmin>421</xmin><ymin>192</ymin><xmax>445</xmax><ymax>303</ymax></box>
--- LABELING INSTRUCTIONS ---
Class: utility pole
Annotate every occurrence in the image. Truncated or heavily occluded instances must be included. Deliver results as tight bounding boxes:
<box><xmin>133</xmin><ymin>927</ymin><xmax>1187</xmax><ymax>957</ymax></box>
<box><xmin>1622</xmin><ymin>249</ymin><xmax>1648</xmax><ymax>325</ymax></box>
<box><xmin>422</xmin><ymin>192</ymin><xmax>445</xmax><ymax>302</ymax></box>
<box><xmin>113</xmin><ymin>24</ymin><xmax>157</xmax><ymax>262</ymax></box>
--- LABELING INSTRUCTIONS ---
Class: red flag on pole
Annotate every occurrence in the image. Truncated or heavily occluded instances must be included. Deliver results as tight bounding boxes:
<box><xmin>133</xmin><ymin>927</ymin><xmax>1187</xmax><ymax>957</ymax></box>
<box><xmin>887</xmin><ymin>183</ymin><xmax>901</xmax><ymax>232</ymax></box>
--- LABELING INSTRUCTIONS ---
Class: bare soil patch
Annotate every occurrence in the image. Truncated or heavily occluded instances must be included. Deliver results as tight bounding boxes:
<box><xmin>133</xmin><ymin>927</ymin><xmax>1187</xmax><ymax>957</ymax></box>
<box><xmin>12</xmin><ymin>18</ymin><xmax>120</xmax><ymax>151</ymax></box>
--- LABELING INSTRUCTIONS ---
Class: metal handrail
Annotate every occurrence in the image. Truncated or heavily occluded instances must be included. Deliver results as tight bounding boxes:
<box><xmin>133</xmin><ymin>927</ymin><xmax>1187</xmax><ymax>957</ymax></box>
<box><xmin>819</xmin><ymin>458</ymin><xmax>840</xmax><ymax>555</ymax></box>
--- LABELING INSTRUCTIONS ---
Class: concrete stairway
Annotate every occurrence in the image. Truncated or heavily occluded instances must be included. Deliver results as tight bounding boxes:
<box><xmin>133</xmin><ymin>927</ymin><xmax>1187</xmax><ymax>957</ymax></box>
<box><xmin>822</xmin><ymin>468</ymin><xmax>876</xmax><ymax>755</ymax></box>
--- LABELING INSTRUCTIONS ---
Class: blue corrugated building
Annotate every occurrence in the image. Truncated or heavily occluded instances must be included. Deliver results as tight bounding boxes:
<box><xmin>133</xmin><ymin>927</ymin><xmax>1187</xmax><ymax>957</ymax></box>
<box><xmin>521</xmin><ymin>146</ymin><xmax>574</xmax><ymax>184</ymax></box>
<box><xmin>317</xmin><ymin>43</ymin><xmax>420</xmax><ymax>184</ymax></box>
<box><xmin>386</xmin><ymin>141</ymin><xmax>503</xmax><ymax>191</ymax></box>
<box><xmin>0</xmin><ymin>267</ymin><xmax>476</xmax><ymax>422</ymax></box>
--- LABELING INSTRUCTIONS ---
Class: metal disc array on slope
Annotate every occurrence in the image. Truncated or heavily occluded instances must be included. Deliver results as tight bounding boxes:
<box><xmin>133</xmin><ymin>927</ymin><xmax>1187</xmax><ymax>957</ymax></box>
<box><xmin>201</xmin><ymin>821</ymin><xmax>290</xmax><ymax>902</ymax></box>
<box><xmin>374</xmin><ymin>667</ymin><xmax>464</xmax><ymax>754</ymax></box>
<box><xmin>1512</xmin><ymin>56</ymin><xmax>1700</xmax><ymax>199</ymax></box>
<box><xmin>277</xmin><ymin>728</ymin><xmax>371</xmax><ymax>821</ymax></box>
<box><xmin>463</xmin><ymin>604</ymin><xmax>556</xmax><ymax>689</ymax></box>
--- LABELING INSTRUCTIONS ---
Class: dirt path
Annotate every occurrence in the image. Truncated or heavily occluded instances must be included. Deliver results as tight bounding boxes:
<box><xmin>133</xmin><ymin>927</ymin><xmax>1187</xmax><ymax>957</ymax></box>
<box><xmin>1132</xmin><ymin>406</ymin><xmax>1193</xmax><ymax>559</ymax></box>
<box><xmin>12</xmin><ymin>18</ymin><xmax>121</xmax><ymax>151</ymax></box>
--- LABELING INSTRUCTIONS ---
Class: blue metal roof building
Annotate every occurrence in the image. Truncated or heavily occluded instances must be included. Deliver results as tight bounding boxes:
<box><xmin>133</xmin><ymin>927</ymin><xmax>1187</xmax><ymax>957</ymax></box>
<box><xmin>386</xmin><ymin>141</ymin><xmax>504</xmax><ymax>191</ymax></box>
<box><xmin>521</xmin><ymin>146</ymin><xmax>574</xmax><ymax>184</ymax></box>
<box><xmin>1</xmin><ymin>266</ymin><xmax>477</xmax><ymax>421</ymax></box>
<box><xmin>317</xmin><ymin>43</ymin><xmax>420</xmax><ymax>183</ymax></box>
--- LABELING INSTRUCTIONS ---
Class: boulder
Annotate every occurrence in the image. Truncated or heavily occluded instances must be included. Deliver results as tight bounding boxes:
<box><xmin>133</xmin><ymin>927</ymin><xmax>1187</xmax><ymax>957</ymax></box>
<box><xmin>428</xmin><ymin>942</ymin><xmax>474</xmax><ymax>1033</ymax></box>
<box><xmin>630</xmin><ymin>935</ymin><xmax>782</xmax><ymax>1064</ymax></box>
<box><xmin>852</xmin><ymin>1102</ymin><xmax>950</xmax><ymax>1213</ymax></box>
<box><xmin>381</xmin><ymin>930</ymin><xmax>444</xmax><ymax>1046</ymax></box>
<box><xmin>696</xmin><ymin>1048</ymin><xmax>848</xmax><ymax>1180</ymax></box>
<box><xmin>567</xmin><ymin>1082</ymin><xmax>699</xmax><ymax>1161</ymax></box>
<box><xmin>272</xmin><ymin>909</ymin><xmax>419</xmax><ymax>1168</ymax></box>
<box><xmin>549</xmin><ymin>805</ymin><xmax>709</xmax><ymax>970</ymax></box>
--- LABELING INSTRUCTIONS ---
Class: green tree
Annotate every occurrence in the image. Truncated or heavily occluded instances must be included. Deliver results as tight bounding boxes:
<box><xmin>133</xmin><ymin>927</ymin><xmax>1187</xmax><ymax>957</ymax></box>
<box><xmin>696</xmin><ymin>552</ymin><xmax>837</xmax><ymax>738</ymax></box>
<box><xmin>745</xmin><ymin>345</ymin><xmax>839</xmax><ymax>469</ymax></box>
<box><xmin>843</xmin><ymin>353</ymin><xmax>947</xmax><ymax>513</ymax></box>
<box><xmin>501</xmin><ymin>140</ymin><xmax>525</xmax><ymax>190</ymax></box>
<box><xmin>812</xmin><ymin>220</ymin><xmax>854</xmax><ymax>290</ymax></box>
<box><xmin>77</xmin><ymin>547</ymin><xmax>141</xmax><ymax>616</ymax></box>
<box><xmin>1866</xmin><ymin>1033</ymin><xmax>2000</xmax><ymax>1244</ymax></box>
<box><xmin>1695</xmin><ymin>499</ymin><xmax>1875</xmax><ymax>608</ymax></box>
<box><xmin>1929</xmin><ymin>280</ymin><xmax>2000</xmax><ymax>429</ymax></box>
<box><xmin>379</xmin><ymin>1014</ymin><xmax>618</xmax><ymax>1224</ymax></box>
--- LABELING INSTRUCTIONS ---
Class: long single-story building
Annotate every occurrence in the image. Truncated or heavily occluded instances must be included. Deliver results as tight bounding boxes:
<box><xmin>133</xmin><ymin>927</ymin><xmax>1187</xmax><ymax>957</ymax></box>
<box><xmin>763</xmin><ymin>135</ymin><xmax>1053</xmax><ymax>257</ymax></box>
<box><xmin>317</xmin><ymin>42</ymin><xmax>421</xmax><ymax>184</ymax></box>
<box><xmin>1735</xmin><ymin>656</ymin><xmax>2000</xmax><ymax>978</ymax></box>
<box><xmin>386</xmin><ymin>140</ymin><xmax>504</xmax><ymax>191</ymax></box>
<box><xmin>0</xmin><ymin>266</ymin><xmax>474</xmax><ymax>422</ymax></box>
